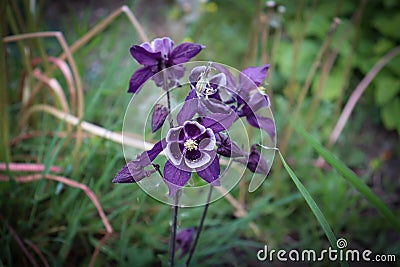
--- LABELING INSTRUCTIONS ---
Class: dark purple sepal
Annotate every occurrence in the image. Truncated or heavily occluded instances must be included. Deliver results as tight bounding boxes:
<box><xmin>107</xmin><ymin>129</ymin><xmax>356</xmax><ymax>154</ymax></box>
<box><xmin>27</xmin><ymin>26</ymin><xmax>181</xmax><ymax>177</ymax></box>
<box><xmin>176</xmin><ymin>228</ymin><xmax>195</xmax><ymax>259</ymax></box>
<box><xmin>246</xmin><ymin>113</ymin><xmax>276</xmax><ymax>141</ymax></box>
<box><xmin>213</xmin><ymin>63</ymin><xmax>237</xmax><ymax>93</ymax></box>
<box><xmin>239</xmin><ymin>64</ymin><xmax>270</xmax><ymax>87</ymax></box>
<box><xmin>177</xmin><ymin>90</ymin><xmax>199</xmax><ymax>125</ymax></box>
<box><xmin>170</xmin><ymin>43</ymin><xmax>205</xmax><ymax>64</ymax></box>
<box><xmin>151</xmin><ymin>104</ymin><xmax>169</xmax><ymax>133</ymax></box>
<box><xmin>128</xmin><ymin>66</ymin><xmax>154</xmax><ymax>94</ymax></box>
<box><xmin>216</xmin><ymin>134</ymin><xmax>244</xmax><ymax>158</ymax></box>
<box><xmin>199</xmin><ymin>111</ymin><xmax>237</xmax><ymax>133</ymax></box>
<box><xmin>237</xmin><ymin>144</ymin><xmax>269</xmax><ymax>175</ymax></box>
<box><xmin>196</xmin><ymin>155</ymin><xmax>220</xmax><ymax>185</ymax></box>
<box><xmin>137</xmin><ymin>139</ymin><xmax>166</xmax><ymax>166</ymax></box>
<box><xmin>199</xmin><ymin>97</ymin><xmax>231</xmax><ymax>115</ymax></box>
<box><xmin>164</xmin><ymin>160</ymin><xmax>192</xmax><ymax>196</ymax></box>
<box><xmin>129</xmin><ymin>45</ymin><xmax>161</xmax><ymax>65</ymax></box>
<box><xmin>112</xmin><ymin>159</ymin><xmax>156</xmax><ymax>183</ymax></box>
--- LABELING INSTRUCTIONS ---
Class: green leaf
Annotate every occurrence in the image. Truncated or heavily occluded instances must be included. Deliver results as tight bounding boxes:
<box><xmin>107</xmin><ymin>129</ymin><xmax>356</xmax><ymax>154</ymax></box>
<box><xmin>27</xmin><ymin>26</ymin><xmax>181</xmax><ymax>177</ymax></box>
<box><xmin>306</xmin><ymin>13</ymin><xmax>330</xmax><ymax>38</ymax></box>
<box><xmin>381</xmin><ymin>98</ymin><xmax>400</xmax><ymax>130</ymax></box>
<box><xmin>277</xmin><ymin>40</ymin><xmax>320</xmax><ymax>82</ymax></box>
<box><xmin>375</xmin><ymin>74</ymin><xmax>400</xmax><ymax>105</ymax></box>
<box><xmin>278</xmin><ymin>151</ymin><xmax>348</xmax><ymax>267</ymax></box>
<box><xmin>312</xmin><ymin>68</ymin><xmax>345</xmax><ymax>101</ymax></box>
<box><xmin>372</xmin><ymin>13</ymin><xmax>400</xmax><ymax>39</ymax></box>
<box><xmin>295</xmin><ymin>125</ymin><xmax>400</xmax><ymax>233</ymax></box>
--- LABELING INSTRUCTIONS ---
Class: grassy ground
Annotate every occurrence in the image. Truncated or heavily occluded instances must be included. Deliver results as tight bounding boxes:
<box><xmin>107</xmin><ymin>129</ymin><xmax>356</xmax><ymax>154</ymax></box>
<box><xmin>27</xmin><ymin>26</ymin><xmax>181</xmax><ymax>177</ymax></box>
<box><xmin>1</xmin><ymin>0</ymin><xmax>400</xmax><ymax>266</ymax></box>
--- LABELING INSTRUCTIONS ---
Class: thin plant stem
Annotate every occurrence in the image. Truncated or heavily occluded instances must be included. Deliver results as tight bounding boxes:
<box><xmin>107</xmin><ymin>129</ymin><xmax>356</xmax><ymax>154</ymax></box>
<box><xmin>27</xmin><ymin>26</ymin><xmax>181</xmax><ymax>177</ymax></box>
<box><xmin>260</xmin><ymin>3</ymin><xmax>273</xmax><ymax>65</ymax></box>
<box><xmin>0</xmin><ymin>216</ymin><xmax>40</xmax><ymax>267</ymax></box>
<box><xmin>0</xmin><ymin>0</ymin><xmax>10</xmax><ymax>162</ymax></box>
<box><xmin>280</xmin><ymin>17</ymin><xmax>340</xmax><ymax>155</ymax></box>
<box><xmin>169</xmin><ymin>194</ymin><xmax>179</xmax><ymax>267</ymax></box>
<box><xmin>272</xmin><ymin>16</ymin><xmax>340</xmax><ymax>198</ymax></box>
<box><xmin>186</xmin><ymin>186</ymin><xmax>213</xmax><ymax>266</ymax></box>
<box><xmin>327</xmin><ymin>45</ymin><xmax>400</xmax><ymax>148</ymax></box>
<box><xmin>163</xmin><ymin>67</ymin><xmax>178</xmax><ymax>267</ymax></box>
<box><xmin>244</xmin><ymin>0</ymin><xmax>262</xmax><ymax>67</ymax></box>
<box><xmin>267</xmin><ymin>6</ymin><xmax>283</xmax><ymax>101</ymax></box>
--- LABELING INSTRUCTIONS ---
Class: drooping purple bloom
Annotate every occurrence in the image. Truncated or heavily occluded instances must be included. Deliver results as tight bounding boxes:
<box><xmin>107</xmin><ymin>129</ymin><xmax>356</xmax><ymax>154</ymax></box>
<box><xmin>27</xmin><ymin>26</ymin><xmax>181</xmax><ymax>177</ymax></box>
<box><xmin>176</xmin><ymin>65</ymin><xmax>231</xmax><ymax>129</ymax></box>
<box><xmin>112</xmin><ymin>139</ymin><xmax>166</xmax><ymax>183</ymax></box>
<box><xmin>151</xmin><ymin>104</ymin><xmax>169</xmax><ymax>133</ymax></box>
<box><xmin>189</xmin><ymin>64</ymin><xmax>226</xmax><ymax>101</ymax></box>
<box><xmin>236</xmin><ymin>144</ymin><xmax>269</xmax><ymax>175</ymax></box>
<box><xmin>112</xmin><ymin>158</ymin><xmax>157</xmax><ymax>183</ymax></box>
<box><xmin>215</xmin><ymin>64</ymin><xmax>275</xmax><ymax>141</ymax></box>
<box><xmin>128</xmin><ymin>37</ymin><xmax>204</xmax><ymax>94</ymax></box>
<box><xmin>215</xmin><ymin>133</ymin><xmax>244</xmax><ymax>158</ymax></box>
<box><xmin>176</xmin><ymin>228</ymin><xmax>195</xmax><ymax>258</ymax></box>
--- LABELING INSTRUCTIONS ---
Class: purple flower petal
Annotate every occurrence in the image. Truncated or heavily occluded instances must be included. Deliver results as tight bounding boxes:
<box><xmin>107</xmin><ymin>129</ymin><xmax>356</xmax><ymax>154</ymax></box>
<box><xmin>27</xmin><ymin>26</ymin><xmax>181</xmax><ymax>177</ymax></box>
<box><xmin>170</xmin><ymin>43</ymin><xmax>204</xmax><ymax>64</ymax></box>
<box><xmin>140</xmin><ymin>42</ymin><xmax>153</xmax><ymax>52</ymax></box>
<box><xmin>209</xmin><ymin>73</ymin><xmax>226</xmax><ymax>89</ymax></box>
<box><xmin>130</xmin><ymin>45</ymin><xmax>161</xmax><ymax>66</ymax></box>
<box><xmin>166</xmin><ymin>142</ymin><xmax>184</xmax><ymax>166</ymax></box>
<box><xmin>177</xmin><ymin>90</ymin><xmax>199</xmax><ymax>125</ymax></box>
<box><xmin>247</xmin><ymin>144</ymin><xmax>269</xmax><ymax>174</ymax></box>
<box><xmin>196</xmin><ymin>155</ymin><xmax>220</xmax><ymax>185</ymax></box>
<box><xmin>240</xmin><ymin>64</ymin><xmax>270</xmax><ymax>87</ymax></box>
<box><xmin>128</xmin><ymin>66</ymin><xmax>154</xmax><ymax>94</ymax></box>
<box><xmin>189</xmin><ymin>66</ymin><xmax>207</xmax><ymax>85</ymax></box>
<box><xmin>246</xmin><ymin>113</ymin><xmax>276</xmax><ymax>141</ymax></box>
<box><xmin>197</xmin><ymin>129</ymin><xmax>216</xmax><ymax>151</ymax></box>
<box><xmin>184</xmin><ymin>150</ymin><xmax>211</xmax><ymax>169</ymax></box>
<box><xmin>112</xmin><ymin>160</ymin><xmax>156</xmax><ymax>183</ymax></box>
<box><xmin>138</xmin><ymin>139</ymin><xmax>166</xmax><ymax>165</ymax></box>
<box><xmin>166</xmin><ymin>126</ymin><xmax>184</xmax><ymax>142</ymax></box>
<box><xmin>164</xmin><ymin>160</ymin><xmax>192</xmax><ymax>196</ymax></box>
<box><xmin>151</xmin><ymin>104</ymin><xmax>169</xmax><ymax>133</ymax></box>
<box><xmin>184</xmin><ymin>121</ymin><xmax>205</xmax><ymax>138</ymax></box>
<box><xmin>248</xmin><ymin>91</ymin><xmax>271</xmax><ymax>111</ymax></box>
<box><xmin>199</xmin><ymin>98</ymin><xmax>231</xmax><ymax>114</ymax></box>
<box><xmin>176</xmin><ymin>228</ymin><xmax>195</xmax><ymax>259</ymax></box>
<box><xmin>216</xmin><ymin>134</ymin><xmax>244</xmax><ymax>158</ymax></box>
<box><xmin>152</xmin><ymin>37</ymin><xmax>174</xmax><ymax>59</ymax></box>
<box><xmin>214</xmin><ymin>63</ymin><xmax>237</xmax><ymax>92</ymax></box>
<box><xmin>200</xmin><ymin>111</ymin><xmax>237</xmax><ymax>133</ymax></box>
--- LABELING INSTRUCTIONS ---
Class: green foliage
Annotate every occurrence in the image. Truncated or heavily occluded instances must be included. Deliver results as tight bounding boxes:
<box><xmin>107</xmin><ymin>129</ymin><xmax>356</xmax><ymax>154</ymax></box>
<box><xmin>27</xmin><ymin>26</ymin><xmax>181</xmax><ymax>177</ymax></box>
<box><xmin>2</xmin><ymin>0</ymin><xmax>400</xmax><ymax>266</ymax></box>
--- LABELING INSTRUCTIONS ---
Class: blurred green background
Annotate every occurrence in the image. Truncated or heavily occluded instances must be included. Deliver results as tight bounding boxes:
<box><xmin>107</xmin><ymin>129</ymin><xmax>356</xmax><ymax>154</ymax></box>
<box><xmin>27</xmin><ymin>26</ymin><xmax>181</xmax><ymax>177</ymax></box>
<box><xmin>1</xmin><ymin>0</ymin><xmax>399</xmax><ymax>266</ymax></box>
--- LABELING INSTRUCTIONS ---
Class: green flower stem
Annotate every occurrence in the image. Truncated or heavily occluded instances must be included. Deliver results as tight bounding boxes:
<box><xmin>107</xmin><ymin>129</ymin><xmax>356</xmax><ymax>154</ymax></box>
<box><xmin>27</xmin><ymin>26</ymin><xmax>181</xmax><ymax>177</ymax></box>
<box><xmin>186</xmin><ymin>186</ymin><xmax>213</xmax><ymax>266</ymax></box>
<box><xmin>169</xmin><ymin>195</ymin><xmax>179</xmax><ymax>267</ymax></box>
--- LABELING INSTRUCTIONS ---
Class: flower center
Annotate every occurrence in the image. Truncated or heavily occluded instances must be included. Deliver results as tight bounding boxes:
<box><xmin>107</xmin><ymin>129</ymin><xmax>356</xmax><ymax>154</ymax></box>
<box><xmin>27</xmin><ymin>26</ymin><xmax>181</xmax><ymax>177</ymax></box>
<box><xmin>184</xmin><ymin>139</ymin><xmax>198</xmax><ymax>151</ymax></box>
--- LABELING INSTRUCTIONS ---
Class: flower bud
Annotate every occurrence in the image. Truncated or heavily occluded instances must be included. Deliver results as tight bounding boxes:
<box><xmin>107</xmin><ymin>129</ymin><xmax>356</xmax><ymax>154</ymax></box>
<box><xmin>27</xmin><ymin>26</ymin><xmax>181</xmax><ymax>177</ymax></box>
<box><xmin>176</xmin><ymin>227</ymin><xmax>195</xmax><ymax>258</ymax></box>
<box><xmin>151</xmin><ymin>104</ymin><xmax>169</xmax><ymax>133</ymax></box>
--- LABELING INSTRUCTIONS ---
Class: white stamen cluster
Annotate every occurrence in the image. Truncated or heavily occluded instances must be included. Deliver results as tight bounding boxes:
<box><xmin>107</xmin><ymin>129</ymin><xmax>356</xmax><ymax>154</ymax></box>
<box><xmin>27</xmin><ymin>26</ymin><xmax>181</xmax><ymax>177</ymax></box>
<box><xmin>184</xmin><ymin>139</ymin><xmax>198</xmax><ymax>151</ymax></box>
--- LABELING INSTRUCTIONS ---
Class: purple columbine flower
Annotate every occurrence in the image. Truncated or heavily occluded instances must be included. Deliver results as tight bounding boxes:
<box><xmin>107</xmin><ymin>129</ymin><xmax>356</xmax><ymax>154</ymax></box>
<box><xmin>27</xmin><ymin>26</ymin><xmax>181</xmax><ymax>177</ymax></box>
<box><xmin>112</xmin><ymin>140</ymin><xmax>165</xmax><ymax>183</ymax></box>
<box><xmin>176</xmin><ymin>65</ymin><xmax>230</xmax><ymax>123</ymax></box>
<box><xmin>215</xmin><ymin>64</ymin><xmax>276</xmax><ymax>141</ymax></box>
<box><xmin>236</xmin><ymin>144</ymin><xmax>269</xmax><ymax>175</ymax></box>
<box><xmin>215</xmin><ymin>133</ymin><xmax>244</xmax><ymax>158</ymax></box>
<box><xmin>166</xmin><ymin>121</ymin><xmax>216</xmax><ymax>171</ymax></box>
<box><xmin>113</xmin><ymin>109</ymin><xmax>237</xmax><ymax>196</ymax></box>
<box><xmin>164</xmin><ymin>120</ymin><xmax>220</xmax><ymax>196</ymax></box>
<box><xmin>128</xmin><ymin>37</ymin><xmax>204</xmax><ymax>94</ymax></box>
<box><xmin>151</xmin><ymin>104</ymin><xmax>169</xmax><ymax>133</ymax></box>
<box><xmin>176</xmin><ymin>228</ymin><xmax>195</xmax><ymax>258</ymax></box>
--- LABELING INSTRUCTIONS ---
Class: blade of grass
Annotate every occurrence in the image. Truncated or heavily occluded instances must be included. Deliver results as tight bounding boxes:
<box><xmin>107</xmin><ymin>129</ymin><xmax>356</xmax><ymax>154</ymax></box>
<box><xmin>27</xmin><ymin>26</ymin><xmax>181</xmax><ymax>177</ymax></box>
<box><xmin>0</xmin><ymin>0</ymin><xmax>10</xmax><ymax>162</ymax></box>
<box><xmin>295</xmin><ymin>125</ymin><xmax>400</xmax><ymax>233</ymax></box>
<box><xmin>277</xmin><ymin>150</ymin><xmax>348</xmax><ymax>267</ymax></box>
